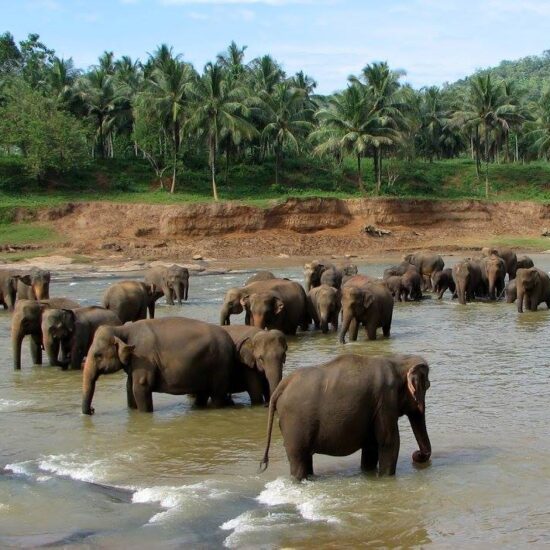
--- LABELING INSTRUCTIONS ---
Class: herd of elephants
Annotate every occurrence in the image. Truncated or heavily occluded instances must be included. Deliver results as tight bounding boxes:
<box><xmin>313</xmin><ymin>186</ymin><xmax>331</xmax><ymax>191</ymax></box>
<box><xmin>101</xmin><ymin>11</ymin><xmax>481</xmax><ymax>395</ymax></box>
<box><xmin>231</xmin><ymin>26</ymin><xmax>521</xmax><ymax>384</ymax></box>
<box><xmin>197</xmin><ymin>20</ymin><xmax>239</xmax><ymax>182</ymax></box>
<box><xmin>1</xmin><ymin>247</ymin><xmax>548</xmax><ymax>482</ymax></box>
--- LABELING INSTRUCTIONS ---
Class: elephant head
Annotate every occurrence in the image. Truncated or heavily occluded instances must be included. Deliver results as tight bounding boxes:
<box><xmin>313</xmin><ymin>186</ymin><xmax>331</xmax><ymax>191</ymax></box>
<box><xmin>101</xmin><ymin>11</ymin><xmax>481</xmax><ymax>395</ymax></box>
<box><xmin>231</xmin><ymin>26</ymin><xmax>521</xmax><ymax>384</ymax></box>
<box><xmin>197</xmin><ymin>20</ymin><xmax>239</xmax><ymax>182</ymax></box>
<box><xmin>484</xmin><ymin>254</ymin><xmax>506</xmax><ymax>299</ymax></box>
<box><xmin>41</xmin><ymin>308</ymin><xmax>76</xmax><ymax>367</ymax></box>
<box><xmin>339</xmin><ymin>285</ymin><xmax>374</xmax><ymax>343</ymax></box>
<box><xmin>241</xmin><ymin>292</ymin><xmax>284</xmax><ymax>330</ymax></box>
<box><xmin>19</xmin><ymin>269</ymin><xmax>51</xmax><ymax>300</ymax></box>
<box><xmin>316</xmin><ymin>286</ymin><xmax>341</xmax><ymax>333</ymax></box>
<box><xmin>2</xmin><ymin>273</ymin><xmax>19</xmax><ymax>311</ymax></box>
<box><xmin>82</xmin><ymin>326</ymin><xmax>134</xmax><ymax>415</ymax></box>
<box><xmin>400</xmin><ymin>357</ymin><xmax>432</xmax><ymax>463</ymax></box>
<box><xmin>304</xmin><ymin>260</ymin><xmax>327</xmax><ymax>292</ymax></box>
<box><xmin>220</xmin><ymin>287</ymin><xmax>247</xmax><ymax>325</ymax></box>
<box><xmin>518</xmin><ymin>267</ymin><xmax>539</xmax><ymax>291</ymax></box>
<box><xmin>342</xmin><ymin>264</ymin><xmax>358</xmax><ymax>277</ymax></box>
<box><xmin>166</xmin><ymin>265</ymin><xmax>189</xmax><ymax>303</ymax></box>
<box><xmin>236</xmin><ymin>330</ymin><xmax>287</xmax><ymax>400</ymax></box>
<box><xmin>452</xmin><ymin>262</ymin><xmax>472</xmax><ymax>305</ymax></box>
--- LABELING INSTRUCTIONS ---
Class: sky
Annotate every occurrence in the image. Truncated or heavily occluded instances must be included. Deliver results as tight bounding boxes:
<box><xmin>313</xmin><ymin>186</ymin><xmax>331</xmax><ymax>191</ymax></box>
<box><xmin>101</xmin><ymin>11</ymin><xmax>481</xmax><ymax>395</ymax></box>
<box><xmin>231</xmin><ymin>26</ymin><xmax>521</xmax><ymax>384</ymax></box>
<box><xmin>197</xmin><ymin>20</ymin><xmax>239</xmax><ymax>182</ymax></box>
<box><xmin>3</xmin><ymin>0</ymin><xmax>550</xmax><ymax>94</ymax></box>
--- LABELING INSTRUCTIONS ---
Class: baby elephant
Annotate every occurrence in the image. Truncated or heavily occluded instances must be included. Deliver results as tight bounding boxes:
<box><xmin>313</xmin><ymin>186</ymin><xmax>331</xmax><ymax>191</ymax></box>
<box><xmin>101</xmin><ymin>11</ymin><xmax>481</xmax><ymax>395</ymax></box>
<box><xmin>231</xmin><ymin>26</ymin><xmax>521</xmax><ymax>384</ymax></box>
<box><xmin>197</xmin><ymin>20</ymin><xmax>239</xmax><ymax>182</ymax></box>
<box><xmin>432</xmin><ymin>268</ymin><xmax>456</xmax><ymax>300</ymax></box>
<box><xmin>516</xmin><ymin>267</ymin><xmax>550</xmax><ymax>312</ymax></box>
<box><xmin>260</xmin><ymin>354</ymin><xmax>432</xmax><ymax>481</ymax></box>
<box><xmin>307</xmin><ymin>285</ymin><xmax>341</xmax><ymax>333</ymax></box>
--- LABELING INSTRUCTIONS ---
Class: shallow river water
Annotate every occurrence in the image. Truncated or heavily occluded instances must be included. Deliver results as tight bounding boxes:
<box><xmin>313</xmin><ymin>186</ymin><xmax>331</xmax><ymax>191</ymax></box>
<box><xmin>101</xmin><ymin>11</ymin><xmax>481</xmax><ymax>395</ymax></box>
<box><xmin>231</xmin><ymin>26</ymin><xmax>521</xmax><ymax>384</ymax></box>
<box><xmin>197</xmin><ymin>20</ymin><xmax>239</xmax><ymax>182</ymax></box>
<box><xmin>0</xmin><ymin>258</ymin><xmax>549</xmax><ymax>548</ymax></box>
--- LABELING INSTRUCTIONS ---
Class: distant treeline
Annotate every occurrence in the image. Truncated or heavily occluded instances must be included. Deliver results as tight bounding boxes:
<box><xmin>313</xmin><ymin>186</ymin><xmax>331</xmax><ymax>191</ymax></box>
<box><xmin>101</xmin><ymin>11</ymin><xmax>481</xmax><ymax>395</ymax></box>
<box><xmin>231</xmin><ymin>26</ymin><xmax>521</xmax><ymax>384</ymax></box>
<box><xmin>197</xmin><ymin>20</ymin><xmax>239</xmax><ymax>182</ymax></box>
<box><xmin>1</xmin><ymin>32</ymin><xmax>550</xmax><ymax>199</ymax></box>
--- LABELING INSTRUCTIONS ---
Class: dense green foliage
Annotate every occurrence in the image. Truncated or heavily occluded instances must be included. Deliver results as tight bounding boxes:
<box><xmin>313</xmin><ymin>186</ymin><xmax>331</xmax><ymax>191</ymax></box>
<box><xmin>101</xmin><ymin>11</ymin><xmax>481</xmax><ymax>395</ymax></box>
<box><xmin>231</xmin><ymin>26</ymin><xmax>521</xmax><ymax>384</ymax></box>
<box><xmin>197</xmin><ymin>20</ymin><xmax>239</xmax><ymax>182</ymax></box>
<box><xmin>1</xmin><ymin>32</ymin><xmax>550</xmax><ymax>202</ymax></box>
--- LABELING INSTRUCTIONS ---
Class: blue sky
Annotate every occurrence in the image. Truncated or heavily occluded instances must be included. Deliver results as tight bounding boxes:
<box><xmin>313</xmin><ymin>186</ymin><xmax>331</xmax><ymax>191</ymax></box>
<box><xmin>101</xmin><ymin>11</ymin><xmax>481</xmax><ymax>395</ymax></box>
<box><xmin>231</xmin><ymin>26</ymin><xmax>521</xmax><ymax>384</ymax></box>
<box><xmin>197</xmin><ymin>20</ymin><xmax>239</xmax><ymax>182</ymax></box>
<box><xmin>3</xmin><ymin>0</ymin><xmax>550</xmax><ymax>93</ymax></box>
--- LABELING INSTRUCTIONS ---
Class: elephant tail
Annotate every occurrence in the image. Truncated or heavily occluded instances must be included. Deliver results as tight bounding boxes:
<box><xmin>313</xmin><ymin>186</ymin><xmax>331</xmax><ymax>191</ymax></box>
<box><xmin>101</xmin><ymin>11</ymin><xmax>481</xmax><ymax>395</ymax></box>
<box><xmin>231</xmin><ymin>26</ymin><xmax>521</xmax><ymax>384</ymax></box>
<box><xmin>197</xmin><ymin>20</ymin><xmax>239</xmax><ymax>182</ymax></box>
<box><xmin>259</xmin><ymin>380</ymin><xmax>285</xmax><ymax>473</ymax></box>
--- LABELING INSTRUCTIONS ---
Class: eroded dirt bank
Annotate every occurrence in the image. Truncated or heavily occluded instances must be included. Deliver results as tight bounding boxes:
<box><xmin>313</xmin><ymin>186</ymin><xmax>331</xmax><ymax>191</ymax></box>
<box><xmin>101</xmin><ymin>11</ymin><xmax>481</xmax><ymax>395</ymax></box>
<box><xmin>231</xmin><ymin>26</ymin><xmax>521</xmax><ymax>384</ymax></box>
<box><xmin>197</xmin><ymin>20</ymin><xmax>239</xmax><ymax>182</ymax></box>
<box><xmin>18</xmin><ymin>198</ymin><xmax>550</xmax><ymax>261</ymax></box>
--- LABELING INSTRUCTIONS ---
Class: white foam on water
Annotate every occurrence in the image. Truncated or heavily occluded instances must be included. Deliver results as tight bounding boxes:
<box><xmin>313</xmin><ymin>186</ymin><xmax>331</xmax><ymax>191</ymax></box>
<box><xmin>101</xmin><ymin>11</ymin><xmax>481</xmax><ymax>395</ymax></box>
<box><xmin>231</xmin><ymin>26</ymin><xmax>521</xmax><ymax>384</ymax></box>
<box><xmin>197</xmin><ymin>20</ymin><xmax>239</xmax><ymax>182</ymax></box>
<box><xmin>4</xmin><ymin>461</ymin><xmax>35</xmax><ymax>476</ymax></box>
<box><xmin>257</xmin><ymin>477</ymin><xmax>341</xmax><ymax>524</ymax></box>
<box><xmin>133</xmin><ymin>481</ymin><xmax>232</xmax><ymax>524</ymax></box>
<box><xmin>37</xmin><ymin>453</ymin><xmax>113</xmax><ymax>484</ymax></box>
<box><xmin>0</xmin><ymin>398</ymin><xmax>34</xmax><ymax>412</ymax></box>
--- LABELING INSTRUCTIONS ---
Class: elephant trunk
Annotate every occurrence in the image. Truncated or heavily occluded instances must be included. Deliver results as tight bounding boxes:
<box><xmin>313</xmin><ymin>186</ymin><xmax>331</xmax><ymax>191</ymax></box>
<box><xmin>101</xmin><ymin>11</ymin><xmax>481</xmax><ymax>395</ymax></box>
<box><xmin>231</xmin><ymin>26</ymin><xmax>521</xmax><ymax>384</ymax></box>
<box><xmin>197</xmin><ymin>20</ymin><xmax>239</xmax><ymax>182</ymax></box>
<box><xmin>517</xmin><ymin>289</ymin><xmax>524</xmax><ymax>313</ymax></box>
<box><xmin>251</xmin><ymin>314</ymin><xmax>267</xmax><ymax>330</ymax></box>
<box><xmin>34</xmin><ymin>282</ymin><xmax>50</xmax><ymax>300</ymax></box>
<box><xmin>82</xmin><ymin>356</ymin><xmax>99</xmax><ymax>415</ymax></box>
<box><xmin>339</xmin><ymin>310</ymin><xmax>353</xmax><ymax>344</ymax></box>
<box><xmin>408</xmin><ymin>410</ymin><xmax>432</xmax><ymax>463</ymax></box>
<box><xmin>457</xmin><ymin>284</ymin><xmax>466</xmax><ymax>305</ymax></box>
<box><xmin>44</xmin><ymin>333</ymin><xmax>61</xmax><ymax>366</ymax></box>
<box><xmin>264</xmin><ymin>365</ymin><xmax>282</xmax><ymax>402</ymax></box>
<box><xmin>220</xmin><ymin>305</ymin><xmax>231</xmax><ymax>326</ymax></box>
<box><xmin>173</xmin><ymin>284</ymin><xmax>183</xmax><ymax>305</ymax></box>
<box><xmin>183</xmin><ymin>281</ymin><xmax>189</xmax><ymax>301</ymax></box>
<box><xmin>12</xmin><ymin>328</ymin><xmax>23</xmax><ymax>370</ymax></box>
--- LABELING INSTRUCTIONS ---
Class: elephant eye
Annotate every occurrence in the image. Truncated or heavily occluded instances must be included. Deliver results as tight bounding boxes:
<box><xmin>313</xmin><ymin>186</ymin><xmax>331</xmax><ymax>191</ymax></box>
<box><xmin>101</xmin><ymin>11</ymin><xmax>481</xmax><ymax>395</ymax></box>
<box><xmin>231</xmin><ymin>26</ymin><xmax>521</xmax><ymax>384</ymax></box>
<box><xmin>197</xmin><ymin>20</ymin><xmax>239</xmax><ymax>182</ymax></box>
<box><xmin>94</xmin><ymin>352</ymin><xmax>102</xmax><ymax>359</ymax></box>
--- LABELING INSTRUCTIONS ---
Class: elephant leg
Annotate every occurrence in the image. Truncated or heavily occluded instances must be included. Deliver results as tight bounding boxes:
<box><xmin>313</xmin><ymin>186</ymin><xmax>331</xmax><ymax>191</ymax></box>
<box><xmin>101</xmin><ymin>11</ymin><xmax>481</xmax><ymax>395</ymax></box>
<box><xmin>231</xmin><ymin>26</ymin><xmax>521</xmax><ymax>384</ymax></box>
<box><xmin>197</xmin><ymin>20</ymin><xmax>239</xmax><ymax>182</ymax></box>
<box><xmin>245</xmin><ymin>371</ymin><xmax>265</xmax><ymax>406</ymax></box>
<box><xmin>286</xmin><ymin>447</ymin><xmax>311</xmax><ymax>481</ymax></box>
<box><xmin>382</xmin><ymin>322</ymin><xmax>391</xmax><ymax>338</ymax></box>
<box><xmin>245</xmin><ymin>311</ymin><xmax>250</xmax><ymax>326</ymax></box>
<box><xmin>126</xmin><ymin>374</ymin><xmax>138</xmax><ymax>409</ymax></box>
<box><xmin>211</xmin><ymin>393</ymin><xmax>233</xmax><ymax>408</ymax></box>
<box><xmin>194</xmin><ymin>393</ymin><xmax>209</xmax><ymax>407</ymax></box>
<box><xmin>376</xmin><ymin>419</ymin><xmax>400</xmax><ymax>476</ymax></box>
<box><xmin>30</xmin><ymin>333</ymin><xmax>42</xmax><ymax>366</ymax></box>
<box><xmin>147</xmin><ymin>301</ymin><xmax>155</xmax><ymax>319</ymax></box>
<box><xmin>132</xmin><ymin>374</ymin><xmax>154</xmax><ymax>412</ymax></box>
<box><xmin>350</xmin><ymin>318</ymin><xmax>359</xmax><ymax>341</ymax></box>
<box><xmin>361</xmin><ymin>435</ymin><xmax>379</xmax><ymax>473</ymax></box>
<box><xmin>366</xmin><ymin>323</ymin><xmax>377</xmax><ymax>341</ymax></box>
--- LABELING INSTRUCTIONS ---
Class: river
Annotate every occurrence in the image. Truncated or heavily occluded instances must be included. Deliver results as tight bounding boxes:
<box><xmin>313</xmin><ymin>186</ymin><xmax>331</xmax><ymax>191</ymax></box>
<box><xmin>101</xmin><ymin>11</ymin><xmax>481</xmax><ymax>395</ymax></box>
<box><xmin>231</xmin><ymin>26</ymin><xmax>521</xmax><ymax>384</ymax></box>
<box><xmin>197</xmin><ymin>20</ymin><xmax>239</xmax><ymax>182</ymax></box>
<box><xmin>0</xmin><ymin>258</ymin><xmax>549</xmax><ymax>548</ymax></box>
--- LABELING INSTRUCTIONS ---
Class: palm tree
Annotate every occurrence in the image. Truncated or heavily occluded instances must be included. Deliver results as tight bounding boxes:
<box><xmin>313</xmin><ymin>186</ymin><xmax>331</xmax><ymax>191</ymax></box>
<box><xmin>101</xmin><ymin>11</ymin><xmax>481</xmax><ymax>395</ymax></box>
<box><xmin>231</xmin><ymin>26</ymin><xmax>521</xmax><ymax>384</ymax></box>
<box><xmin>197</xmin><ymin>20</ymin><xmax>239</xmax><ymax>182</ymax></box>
<box><xmin>188</xmin><ymin>62</ymin><xmax>257</xmax><ymax>200</ymax></box>
<box><xmin>250</xmin><ymin>55</ymin><xmax>284</xmax><ymax>94</ymax></box>
<box><xmin>45</xmin><ymin>56</ymin><xmax>79</xmax><ymax>106</ymax></box>
<box><xmin>310</xmin><ymin>83</ymin><xmax>397</xmax><ymax>193</ymax></box>
<box><xmin>527</xmin><ymin>88</ymin><xmax>550</xmax><ymax>159</ymax></box>
<box><xmin>419</xmin><ymin>86</ymin><xmax>449</xmax><ymax>162</ymax></box>
<box><xmin>216</xmin><ymin>41</ymin><xmax>248</xmax><ymax>80</ymax></box>
<box><xmin>256</xmin><ymin>81</ymin><xmax>313</xmax><ymax>185</ymax></box>
<box><xmin>145</xmin><ymin>52</ymin><xmax>196</xmax><ymax>193</ymax></box>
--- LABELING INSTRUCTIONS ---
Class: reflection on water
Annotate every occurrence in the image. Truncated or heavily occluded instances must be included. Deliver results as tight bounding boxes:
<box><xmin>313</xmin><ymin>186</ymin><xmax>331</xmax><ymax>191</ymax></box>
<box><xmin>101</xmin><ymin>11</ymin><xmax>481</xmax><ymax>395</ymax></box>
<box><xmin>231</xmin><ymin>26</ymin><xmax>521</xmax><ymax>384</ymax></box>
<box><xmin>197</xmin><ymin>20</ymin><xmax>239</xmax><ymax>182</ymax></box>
<box><xmin>0</xmin><ymin>259</ymin><xmax>549</xmax><ymax>547</ymax></box>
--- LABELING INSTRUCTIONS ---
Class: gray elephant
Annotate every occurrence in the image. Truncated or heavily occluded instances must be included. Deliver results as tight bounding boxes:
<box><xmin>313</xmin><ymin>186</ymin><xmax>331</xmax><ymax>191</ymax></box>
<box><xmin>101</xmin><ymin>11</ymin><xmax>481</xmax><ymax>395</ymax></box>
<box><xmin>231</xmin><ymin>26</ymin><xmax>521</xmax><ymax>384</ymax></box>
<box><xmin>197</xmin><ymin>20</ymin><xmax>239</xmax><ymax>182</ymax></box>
<box><xmin>339</xmin><ymin>275</ymin><xmax>394</xmax><ymax>343</ymax></box>
<box><xmin>383</xmin><ymin>261</ymin><xmax>414</xmax><ymax>280</ymax></box>
<box><xmin>0</xmin><ymin>270</ymin><xmax>19</xmax><ymax>311</ymax></box>
<box><xmin>41</xmin><ymin>307</ymin><xmax>122</xmax><ymax>370</ymax></box>
<box><xmin>432</xmin><ymin>268</ymin><xmax>456</xmax><ymax>300</ymax></box>
<box><xmin>11</xmin><ymin>298</ymin><xmax>80</xmax><ymax>370</ymax></box>
<box><xmin>102</xmin><ymin>280</ymin><xmax>156</xmax><ymax>322</ymax></box>
<box><xmin>319</xmin><ymin>267</ymin><xmax>344</xmax><ymax>289</ymax></box>
<box><xmin>245</xmin><ymin>271</ymin><xmax>277</xmax><ymax>285</ymax></box>
<box><xmin>384</xmin><ymin>275</ymin><xmax>407</xmax><ymax>302</ymax></box>
<box><xmin>516</xmin><ymin>255</ymin><xmax>534</xmax><ymax>270</ymax></box>
<box><xmin>515</xmin><ymin>267</ymin><xmax>550</xmax><ymax>313</ymax></box>
<box><xmin>16</xmin><ymin>268</ymin><xmax>51</xmax><ymax>300</ymax></box>
<box><xmin>480</xmin><ymin>254</ymin><xmax>507</xmax><ymax>300</ymax></box>
<box><xmin>452</xmin><ymin>259</ymin><xmax>483</xmax><ymax>305</ymax></box>
<box><xmin>505</xmin><ymin>279</ymin><xmax>517</xmax><ymax>303</ymax></box>
<box><xmin>259</xmin><ymin>354</ymin><xmax>432</xmax><ymax>481</ymax></box>
<box><xmin>82</xmin><ymin>317</ymin><xmax>237</xmax><ymax>414</ymax></box>
<box><xmin>222</xmin><ymin>325</ymin><xmax>287</xmax><ymax>405</ymax></box>
<box><xmin>221</xmin><ymin>279</ymin><xmax>309</xmax><ymax>334</ymax></box>
<box><xmin>401</xmin><ymin>268</ymin><xmax>423</xmax><ymax>301</ymax></box>
<box><xmin>304</xmin><ymin>260</ymin><xmax>334</xmax><ymax>291</ymax></box>
<box><xmin>144</xmin><ymin>265</ymin><xmax>189</xmax><ymax>306</ymax></box>
<box><xmin>481</xmin><ymin>247</ymin><xmax>517</xmax><ymax>280</ymax></box>
<box><xmin>403</xmin><ymin>253</ymin><xmax>444</xmax><ymax>290</ymax></box>
<box><xmin>307</xmin><ymin>284</ymin><xmax>341</xmax><ymax>333</ymax></box>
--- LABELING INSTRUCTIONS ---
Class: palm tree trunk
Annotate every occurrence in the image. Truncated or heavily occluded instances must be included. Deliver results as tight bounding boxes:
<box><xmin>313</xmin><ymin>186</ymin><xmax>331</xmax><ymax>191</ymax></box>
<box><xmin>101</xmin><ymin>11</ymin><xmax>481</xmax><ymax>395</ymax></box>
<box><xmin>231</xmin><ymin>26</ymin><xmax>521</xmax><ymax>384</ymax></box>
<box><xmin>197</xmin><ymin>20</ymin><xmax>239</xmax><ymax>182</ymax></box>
<box><xmin>356</xmin><ymin>154</ymin><xmax>365</xmax><ymax>193</ymax></box>
<box><xmin>378</xmin><ymin>150</ymin><xmax>382</xmax><ymax>193</ymax></box>
<box><xmin>210</xmin><ymin>133</ymin><xmax>219</xmax><ymax>202</ymax></box>
<box><xmin>373</xmin><ymin>148</ymin><xmax>379</xmax><ymax>192</ymax></box>
<box><xmin>484</xmin><ymin>125</ymin><xmax>490</xmax><ymax>199</ymax></box>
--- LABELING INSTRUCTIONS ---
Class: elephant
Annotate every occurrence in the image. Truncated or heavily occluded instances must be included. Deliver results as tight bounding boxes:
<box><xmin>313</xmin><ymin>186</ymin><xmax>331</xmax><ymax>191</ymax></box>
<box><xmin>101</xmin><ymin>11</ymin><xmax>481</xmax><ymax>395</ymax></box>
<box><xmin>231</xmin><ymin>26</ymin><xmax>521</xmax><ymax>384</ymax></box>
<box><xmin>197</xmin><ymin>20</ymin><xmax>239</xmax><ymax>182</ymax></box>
<box><xmin>515</xmin><ymin>267</ymin><xmax>550</xmax><ymax>313</ymax></box>
<box><xmin>480</xmin><ymin>254</ymin><xmax>507</xmax><ymax>300</ymax></box>
<box><xmin>245</xmin><ymin>271</ymin><xmax>277</xmax><ymax>285</ymax></box>
<box><xmin>16</xmin><ymin>268</ymin><xmax>51</xmax><ymax>300</ymax></box>
<box><xmin>222</xmin><ymin>325</ymin><xmax>287</xmax><ymax>405</ymax></box>
<box><xmin>342</xmin><ymin>264</ymin><xmax>359</xmax><ymax>277</ymax></box>
<box><xmin>384</xmin><ymin>275</ymin><xmax>407</xmax><ymax>302</ymax></box>
<box><xmin>0</xmin><ymin>270</ymin><xmax>20</xmax><ymax>311</ymax></box>
<box><xmin>320</xmin><ymin>267</ymin><xmax>343</xmax><ymax>289</ymax></box>
<box><xmin>403</xmin><ymin>253</ymin><xmax>444</xmax><ymax>291</ymax></box>
<box><xmin>505</xmin><ymin>279</ymin><xmax>517</xmax><ymax>303</ymax></box>
<box><xmin>401</xmin><ymin>268</ymin><xmax>423</xmax><ymax>301</ymax></box>
<box><xmin>144</xmin><ymin>265</ymin><xmax>189</xmax><ymax>305</ymax></box>
<box><xmin>432</xmin><ymin>268</ymin><xmax>456</xmax><ymax>300</ymax></box>
<box><xmin>221</xmin><ymin>279</ymin><xmax>309</xmax><ymax>334</ymax></box>
<box><xmin>307</xmin><ymin>284</ymin><xmax>341</xmax><ymax>333</ymax></box>
<box><xmin>241</xmin><ymin>280</ymin><xmax>309</xmax><ymax>335</ymax></box>
<box><xmin>82</xmin><ymin>317</ymin><xmax>237</xmax><ymax>414</ymax></box>
<box><xmin>41</xmin><ymin>307</ymin><xmax>122</xmax><ymax>370</ymax></box>
<box><xmin>304</xmin><ymin>260</ymin><xmax>334</xmax><ymax>292</ymax></box>
<box><xmin>452</xmin><ymin>259</ymin><xmax>483</xmax><ymax>304</ymax></box>
<box><xmin>383</xmin><ymin>261</ymin><xmax>415</xmax><ymax>280</ymax></box>
<box><xmin>339</xmin><ymin>275</ymin><xmax>393</xmax><ymax>343</ymax></box>
<box><xmin>481</xmin><ymin>247</ymin><xmax>517</xmax><ymax>280</ymax></box>
<box><xmin>259</xmin><ymin>354</ymin><xmax>432</xmax><ymax>481</ymax></box>
<box><xmin>516</xmin><ymin>255</ymin><xmax>534</xmax><ymax>270</ymax></box>
<box><xmin>102</xmin><ymin>280</ymin><xmax>156</xmax><ymax>323</ymax></box>
<box><xmin>11</xmin><ymin>298</ymin><xmax>80</xmax><ymax>370</ymax></box>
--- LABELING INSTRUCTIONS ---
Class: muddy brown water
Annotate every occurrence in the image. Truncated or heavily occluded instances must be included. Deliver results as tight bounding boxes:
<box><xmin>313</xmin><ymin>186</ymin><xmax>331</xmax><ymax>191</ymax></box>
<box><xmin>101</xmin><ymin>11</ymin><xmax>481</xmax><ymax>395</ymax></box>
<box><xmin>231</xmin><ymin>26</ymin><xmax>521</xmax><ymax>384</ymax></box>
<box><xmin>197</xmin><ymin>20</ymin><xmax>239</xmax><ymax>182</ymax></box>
<box><xmin>0</xmin><ymin>258</ymin><xmax>549</xmax><ymax>548</ymax></box>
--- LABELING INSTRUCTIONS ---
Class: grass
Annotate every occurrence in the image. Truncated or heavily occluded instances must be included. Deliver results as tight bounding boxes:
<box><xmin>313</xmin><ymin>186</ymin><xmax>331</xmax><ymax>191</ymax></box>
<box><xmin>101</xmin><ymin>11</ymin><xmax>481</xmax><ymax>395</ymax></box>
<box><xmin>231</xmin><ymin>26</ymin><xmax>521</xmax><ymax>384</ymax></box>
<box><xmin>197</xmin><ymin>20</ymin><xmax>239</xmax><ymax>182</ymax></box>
<box><xmin>490</xmin><ymin>236</ymin><xmax>550</xmax><ymax>250</ymax></box>
<box><xmin>0</xmin><ymin>223</ymin><xmax>60</xmax><ymax>245</ymax></box>
<box><xmin>0</xmin><ymin>248</ymin><xmax>56</xmax><ymax>262</ymax></box>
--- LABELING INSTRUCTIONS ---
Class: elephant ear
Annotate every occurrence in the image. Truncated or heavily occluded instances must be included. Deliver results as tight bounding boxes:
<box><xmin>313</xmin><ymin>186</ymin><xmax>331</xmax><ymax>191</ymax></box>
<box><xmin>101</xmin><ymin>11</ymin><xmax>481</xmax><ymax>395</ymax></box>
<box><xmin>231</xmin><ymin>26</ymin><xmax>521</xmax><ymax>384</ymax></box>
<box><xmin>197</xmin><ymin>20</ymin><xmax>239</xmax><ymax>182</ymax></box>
<box><xmin>62</xmin><ymin>309</ymin><xmax>76</xmax><ymax>331</ymax></box>
<box><xmin>240</xmin><ymin>294</ymin><xmax>251</xmax><ymax>309</ymax></box>
<box><xmin>406</xmin><ymin>362</ymin><xmax>430</xmax><ymax>414</ymax></box>
<box><xmin>274</xmin><ymin>297</ymin><xmax>285</xmax><ymax>315</ymax></box>
<box><xmin>363</xmin><ymin>292</ymin><xmax>375</xmax><ymax>309</ymax></box>
<box><xmin>18</xmin><ymin>274</ymin><xmax>32</xmax><ymax>285</ymax></box>
<box><xmin>113</xmin><ymin>336</ymin><xmax>135</xmax><ymax>365</ymax></box>
<box><xmin>237</xmin><ymin>338</ymin><xmax>257</xmax><ymax>369</ymax></box>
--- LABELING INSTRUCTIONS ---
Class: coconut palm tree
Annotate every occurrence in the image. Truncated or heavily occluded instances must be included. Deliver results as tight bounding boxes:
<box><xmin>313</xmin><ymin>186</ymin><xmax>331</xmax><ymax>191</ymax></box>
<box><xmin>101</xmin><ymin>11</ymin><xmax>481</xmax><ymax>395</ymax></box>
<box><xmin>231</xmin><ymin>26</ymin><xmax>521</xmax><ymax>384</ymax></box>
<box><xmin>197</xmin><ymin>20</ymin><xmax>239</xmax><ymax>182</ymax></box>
<box><xmin>188</xmin><ymin>62</ymin><xmax>257</xmax><ymax>200</ymax></box>
<box><xmin>256</xmin><ymin>81</ymin><xmax>313</xmax><ymax>185</ymax></box>
<box><xmin>310</xmin><ymin>83</ymin><xmax>397</xmax><ymax>193</ymax></box>
<box><xmin>145</xmin><ymin>52</ymin><xmax>196</xmax><ymax>193</ymax></box>
<box><xmin>45</xmin><ymin>56</ymin><xmax>79</xmax><ymax>107</ymax></box>
<box><xmin>527</xmin><ymin>88</ymin><xmax>550</xmax><ymax>159</ymax></box>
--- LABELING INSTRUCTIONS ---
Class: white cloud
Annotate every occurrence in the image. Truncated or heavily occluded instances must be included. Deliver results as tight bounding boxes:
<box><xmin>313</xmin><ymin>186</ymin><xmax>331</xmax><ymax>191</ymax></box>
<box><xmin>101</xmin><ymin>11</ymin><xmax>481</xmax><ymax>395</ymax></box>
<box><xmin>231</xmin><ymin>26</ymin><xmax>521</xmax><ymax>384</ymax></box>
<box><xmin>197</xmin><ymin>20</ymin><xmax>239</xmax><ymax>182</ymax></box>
<box><xmin>485</xmin><ymin>0</ymin><xmax>550</xmax><ymax>16</ymax></box>
<box><xmin>27</xmin><ymin>0</ymin><xmax>61</xmax><ymax>10</ymax></box>
<box><xmin>162</xmin><ymin>0</ymin><xmax>316</xmax><ymax>4</ymax></box>
<box><xmin>188</xmin><ymin>10</ymin><xmax>209</xmax><ymax>19</ymax></box>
